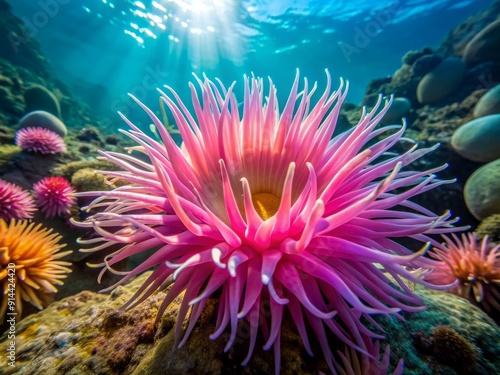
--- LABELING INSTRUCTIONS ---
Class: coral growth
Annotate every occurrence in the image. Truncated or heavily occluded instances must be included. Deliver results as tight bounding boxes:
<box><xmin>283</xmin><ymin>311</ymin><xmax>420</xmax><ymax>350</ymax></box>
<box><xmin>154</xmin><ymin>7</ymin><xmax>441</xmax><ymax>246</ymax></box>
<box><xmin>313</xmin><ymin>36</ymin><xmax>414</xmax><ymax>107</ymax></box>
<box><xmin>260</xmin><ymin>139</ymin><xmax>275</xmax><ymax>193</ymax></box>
<box><xmin>431</xmin><ymin>326</ymin><xmax>478</xmax><ymax>374</ymax></box>
<box><xmin>0</xmin><ymin>219</ymin><xmax>72</xmax><ymax>322</ymax></box>
<box><xmin>414</xmin><ymin>325</ymin><xmax>478</xmax><ymax>375</ymax></box>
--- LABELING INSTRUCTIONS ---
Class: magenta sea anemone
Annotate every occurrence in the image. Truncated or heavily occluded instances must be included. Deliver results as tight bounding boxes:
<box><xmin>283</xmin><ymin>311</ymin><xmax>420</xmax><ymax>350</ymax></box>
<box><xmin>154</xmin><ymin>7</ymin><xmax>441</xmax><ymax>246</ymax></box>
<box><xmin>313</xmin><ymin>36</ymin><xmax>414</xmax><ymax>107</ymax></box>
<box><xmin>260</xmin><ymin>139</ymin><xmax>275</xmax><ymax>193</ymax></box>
<box><xmin>15</xmin><ymin>127</ymin><xmax>66</xmax><ymax>154</ymax></box>
<box><xmin>33</xmin><ymin>176</ymin><xmax>76</xmax><ymax>218</ymax></box>
<box><xmin>0</xmin><ymin>179</ymin><xmax>37</xmax><ymax>220</ymax></box>
<box><xmin>75</xmin><ymin>71</ymin><xmax>462</xmax><ymax>373</ymax></box>
<box><xmin>425</xmin><ymin>233</ymin><xmax>500</xmax><ymax>314</ymax></box>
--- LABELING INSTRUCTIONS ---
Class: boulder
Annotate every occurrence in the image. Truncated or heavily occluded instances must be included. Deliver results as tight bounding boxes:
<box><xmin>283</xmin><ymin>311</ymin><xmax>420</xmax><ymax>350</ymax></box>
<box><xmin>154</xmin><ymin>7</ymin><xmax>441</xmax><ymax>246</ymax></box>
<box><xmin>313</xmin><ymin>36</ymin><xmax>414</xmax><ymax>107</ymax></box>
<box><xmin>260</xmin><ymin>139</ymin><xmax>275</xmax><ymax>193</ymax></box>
<box><xmin>463</xmin><ymin>20</ymin><xmax>500</xmax><ymax>66</ymax></box>
<box><xmin>474</xmin><ymin>84</ymin><xmax>500</xmax><ymax>118</ymax></box>
<box><xmin>381</xmin><ymin>97</ymin><xmax>412</xmax><ymax>124</ymax></box>
<box><xmin>451</xmin><ymin>114</ymin><xmax>500</xmax><ymax>162</ymax></box>
<box><xmin>23</xmin><ymin>84</ymin><xmax>61</xmax><ymax>118</ymax></box>
<box><xmin>411</xmin><ymin>54</ymin><xmax>442</xmax><ymax>77</ymax></box>
<box><xmin>19</xmin><ymin>110</ymin><xmax>67</xmax><ymax>138</ymax></box>
<box><xmin>416</xmin><ymin>57</ymin><xmax>466</xmax><ymax>104</ymax></box>
<box><xmin>464</xmin><ymin>159</ymin><xmax>500</xmax><ymax>220</ymax></box>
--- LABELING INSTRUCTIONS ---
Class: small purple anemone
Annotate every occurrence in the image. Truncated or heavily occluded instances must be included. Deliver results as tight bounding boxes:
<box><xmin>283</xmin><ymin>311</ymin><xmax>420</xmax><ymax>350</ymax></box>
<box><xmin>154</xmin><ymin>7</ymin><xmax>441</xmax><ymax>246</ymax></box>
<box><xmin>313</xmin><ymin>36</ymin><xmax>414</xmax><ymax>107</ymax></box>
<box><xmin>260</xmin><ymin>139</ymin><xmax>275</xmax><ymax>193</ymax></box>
<box><xmin>75</xmin><ymin>71</ymin><xmax>462</xmax><ymax>373</ymax></box>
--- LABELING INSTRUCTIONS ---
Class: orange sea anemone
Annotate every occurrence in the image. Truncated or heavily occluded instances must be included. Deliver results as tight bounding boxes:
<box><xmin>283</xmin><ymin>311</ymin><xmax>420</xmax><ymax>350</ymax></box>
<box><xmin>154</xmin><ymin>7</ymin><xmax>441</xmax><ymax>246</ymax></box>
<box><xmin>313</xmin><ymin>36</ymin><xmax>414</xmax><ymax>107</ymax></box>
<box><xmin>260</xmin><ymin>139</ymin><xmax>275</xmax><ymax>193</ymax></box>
<box><xmin>426</xmin><ymin>232</ymin><xmax>500</xmax><ymax>315</ymax></box>
<box><xmin>0</xmin><ymin>219</ymin><xmax>72</xmax><ymax>322</ymax></box>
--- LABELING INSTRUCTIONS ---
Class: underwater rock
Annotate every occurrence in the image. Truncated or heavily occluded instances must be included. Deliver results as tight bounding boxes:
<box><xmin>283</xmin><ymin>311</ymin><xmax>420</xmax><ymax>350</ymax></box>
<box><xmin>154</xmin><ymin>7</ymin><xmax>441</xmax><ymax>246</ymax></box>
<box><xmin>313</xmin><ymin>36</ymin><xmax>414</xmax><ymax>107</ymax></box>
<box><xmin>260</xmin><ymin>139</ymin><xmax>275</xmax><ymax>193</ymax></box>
<box><xmin>0</xmin><ymin>124</ymin><xmax>14</xmax><ymax>144</ymax></box>
<box><xmin>474</xmin><ymin>84</ymin><xmax>500</xmax><ymax>118</ymax></box>
<box><xmin>76</xmin><ymin>127</ymin><xmax>104</xmax><ymax>145</ymax></box>
<box><xmin>0</xmin><ymin>72</ymin><xmax>24</xmax><ymax>124</ymax></box>
<box><xmin>0</xmin><ymin>151</ymin><xmax>63</xmax><ymax>191</ymax></box>
<box><xmin>401</xmin><ymin>47</ymin><xmax>433</xmax><ymax>66</ymax></box>
<box><xmin>411</xmin><ymin>54</ymin><xmax>442</xmax><ymax>77</ymax></box>
<box><xmin>71</xmin><ymin>168</ymin><xmax>113</xmax><ymax>192</ymax></box>
<box><xmin>51</xmin><ymin>160</ymin><xmax>123</xmax><ymax>182</ymax></box>
<box><xmin>437</xmin><ymin>1</ymin><xmax>500</xmax><ymax>58</ymax></box>
<box><xmin>413</xmin><ymin>325</ymin><xmax>479</xmax><ymax>375</ymax></box>
<box><xmin>463</xmin><ymin>20</ymin><xmax>500</xmax><ymax>66</ymax></box>
<box><xmin>18</xmin><ymin>111</ymin><xmax>67</xmax><ymax>138</ymax></box>
<box><xmin>475</xmin><ymin>213</ymin><xmax>500</xmax><ymax>243</ymax></box>
<box><xmin>0</xmin><ymin>144</ymin><xmax>20</xmax><ymax>168</ymax></box>
<box><xmin>416</xmin><ymin>57</ymin><xmax>467</xmax><ymax>104</ymax></box>
<box><xmin>0</xmin><ymin>85</ymin><xmax>21</xmax><ymax>119</ymax></box>
<box><xmin>363</xmin><ymin>65</ymin><xmax>420</xmax><ymax>107</ymax></box>
<box><xmin>1</xmin><ymin>271</ymin><xmax>499</xmax><ymax>375</ymax></box>
<box><xmin>0</xmin><ymin>5</ymin><xmax>112</xmax><ymax>133</ymax></box>
<box><xmin>380</xmin><ymin>97</ymin><xmax>411</xmax><ymax>124</ymax></box>
<box><xmin>105</xmin><ymin>134</ymin><xmax>119</xmax><ymax>145</ymax></box>
<box><xmin>464</xmin><ymin>159</ymin><xmax>500</xmax><ymax>220</ymax></box>
<box><xmin>451</xmin><ymin>114</ymin><xmax>500</xmax><ymax>162</ymax></box>
<box><xmin>23</xmin><ymin>85</ymin><xmax>61</xmax><ymax>118</ymax></box>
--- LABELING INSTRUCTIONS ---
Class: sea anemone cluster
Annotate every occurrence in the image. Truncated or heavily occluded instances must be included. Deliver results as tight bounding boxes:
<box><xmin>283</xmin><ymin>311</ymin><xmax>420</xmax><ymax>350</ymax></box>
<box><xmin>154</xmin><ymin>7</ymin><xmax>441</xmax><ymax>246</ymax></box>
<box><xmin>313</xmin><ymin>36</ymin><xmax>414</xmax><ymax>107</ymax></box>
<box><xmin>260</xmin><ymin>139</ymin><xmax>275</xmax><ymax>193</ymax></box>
<box><xmin>33</xmin><ymin>176</ymin><xmax>76</xmax><ymax>218</ymax></box>
<box><xmin>76</xmin><ymin>71</ymin><xmax>462</xmax><ymax>373</ymax></box>
<box><xmin>15</xmin><ymin>127</ymin><xmax>66</xmax><ymax>154</ymax></box>
<box><xmin>0</xmin><ymin>177</ymin><xmax>75</xmax><ymax>221</ymax></box>
<box><xmin>0</xmin><ymin>179</ymin><xmax>36</xmax><ymax>220</ymax></box>
<box><xmin>0</xmin><ymin>219</ymin><xmax>72</xmax><ymax>321</ymax></box>
<box><xmin>426</xmin><ymin>233</ymin><xmax>500</xmax><ymax>315</ymax></box>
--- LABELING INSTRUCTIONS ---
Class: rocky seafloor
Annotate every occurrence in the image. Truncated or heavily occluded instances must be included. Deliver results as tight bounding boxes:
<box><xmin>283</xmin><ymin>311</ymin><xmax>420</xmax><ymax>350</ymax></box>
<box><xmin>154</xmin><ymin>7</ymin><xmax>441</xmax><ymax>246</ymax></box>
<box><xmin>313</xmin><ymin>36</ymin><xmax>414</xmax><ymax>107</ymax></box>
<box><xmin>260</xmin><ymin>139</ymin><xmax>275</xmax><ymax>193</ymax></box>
<box><xmin>1</xmin><ymin>271</ymin><xmax>499</xmax><ymax>375</ymax></box>
<box><xmin>1</xmin><ymin>0</ymin><xmax>500</xmax><ymax>374</ymax></box>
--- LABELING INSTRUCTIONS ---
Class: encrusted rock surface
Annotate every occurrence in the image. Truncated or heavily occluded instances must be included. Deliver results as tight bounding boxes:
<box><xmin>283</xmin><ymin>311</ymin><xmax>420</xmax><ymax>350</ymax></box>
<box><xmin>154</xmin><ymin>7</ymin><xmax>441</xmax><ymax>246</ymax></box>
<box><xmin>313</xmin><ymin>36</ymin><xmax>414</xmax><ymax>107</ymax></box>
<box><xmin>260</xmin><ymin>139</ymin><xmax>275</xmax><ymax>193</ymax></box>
<box><xmin>1</xmin><ymin>271</ymin><xmax>499</xmax><ymax>375</ymax></box>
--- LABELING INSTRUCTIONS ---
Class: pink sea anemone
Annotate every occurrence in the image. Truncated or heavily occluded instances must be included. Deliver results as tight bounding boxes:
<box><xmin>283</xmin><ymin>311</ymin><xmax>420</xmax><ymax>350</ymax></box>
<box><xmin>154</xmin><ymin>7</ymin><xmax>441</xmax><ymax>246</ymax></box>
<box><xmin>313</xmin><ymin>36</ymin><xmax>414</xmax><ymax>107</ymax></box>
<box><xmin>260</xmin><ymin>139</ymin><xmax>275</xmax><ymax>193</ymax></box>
<box><xmin>33</xmin><ymin>176</ymin><xmax>76</xmax><ymax>218</ymax></box>
<box><xmin>0</xmin><ymin>179</ymin><xmax>37</xmax><ymax>220</ymax></box>
<box><xmin>15</xmin><ymin>126</ymin><xmax>67</xmax><ymax>154</ymax></box>
<box><xmin>425</xmin><ymin>233</ymin><xmax>500</xmax><ymax>314</ymax></box>
<box><xmin>75</xmin><ymin>71</ymin><xmax>462</xmax><ymax>373</ymax></box>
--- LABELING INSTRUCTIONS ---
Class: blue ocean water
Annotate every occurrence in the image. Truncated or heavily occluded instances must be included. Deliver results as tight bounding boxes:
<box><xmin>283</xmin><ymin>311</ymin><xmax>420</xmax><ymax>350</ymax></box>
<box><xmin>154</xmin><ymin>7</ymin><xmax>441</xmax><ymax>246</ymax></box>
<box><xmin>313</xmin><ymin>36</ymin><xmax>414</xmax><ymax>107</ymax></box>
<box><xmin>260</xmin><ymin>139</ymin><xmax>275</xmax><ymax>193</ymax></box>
<box><xmin>6</xmin><ymin>0</ymin><xmax>492</xmax><ymax>128</ymax></box>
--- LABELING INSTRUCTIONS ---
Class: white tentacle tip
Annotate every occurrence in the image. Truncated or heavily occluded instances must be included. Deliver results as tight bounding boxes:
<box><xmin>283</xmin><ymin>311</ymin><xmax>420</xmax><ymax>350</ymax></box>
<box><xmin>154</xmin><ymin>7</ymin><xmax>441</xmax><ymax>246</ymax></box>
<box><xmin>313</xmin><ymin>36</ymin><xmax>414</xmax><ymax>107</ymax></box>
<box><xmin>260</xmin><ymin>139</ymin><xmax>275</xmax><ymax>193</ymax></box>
<box><xmin>211</xmin><ymin>248</ymin><xmax>226</xmax><ymax>269</ymax></box>
<box><xmin>261</xmin><ymin>274</ymin><xmax>270</xmax><ymax>285</ymax></box>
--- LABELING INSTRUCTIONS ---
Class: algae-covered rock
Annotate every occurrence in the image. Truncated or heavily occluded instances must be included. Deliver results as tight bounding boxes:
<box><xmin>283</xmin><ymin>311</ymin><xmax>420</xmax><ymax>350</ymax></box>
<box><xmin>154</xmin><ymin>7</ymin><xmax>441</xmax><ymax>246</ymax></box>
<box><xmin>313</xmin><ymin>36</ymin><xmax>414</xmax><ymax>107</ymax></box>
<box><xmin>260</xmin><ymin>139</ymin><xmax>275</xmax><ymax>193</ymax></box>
<box><xmin>463</xmin><ymin>20</ymin><xmax>500</xmax><ymax>66</ymax></box>
<box><xmin>1</xmin><ymin>271</ymin><xmax>499</xmax><ymax>375</ymax></box>
<box><xmin>23</xmin><ymin>85</ymin><xmax>61</xmax><ymax>118</ymax></box>
<box><xmin>464</xmin><ymin>159</ymin><xmax>500</xmax><ymax>220</ymax></box>
<box><xmin>416</xmin><ymin>57</ymin><xmax>467</xmax><ymax>104</ymax></box>
<box><xmin>451</xmin><ymin>113</ymin><xmax>500</xmax><ymax>162</ymax></box>
<box><xmin>474</xmin><ymin>84</ymin><xmax>500</xmax><ymax>118</ymax></box>
<box><xmin>18</xmin><ymin>111</ymin><xmax>67</xmax><ymax>138</ymax></box>
<box><xmin>475</xmin><ymin>213</ymin><xmax>500</xmax><ymax>243</ymax></box>
<box><xmin>0</xmin><ymin>144</ymin><xmax>20</xmax><ymax>166</ymax></box>
<box><xmin>51</xmin><ymin>160</ymin><xmax>123</xmax><ymax>181</ymax></box>
<box><xmin>71</xmin><ymin>168</ymin><xmax>113</xmax><ymax>192</ymax></box>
